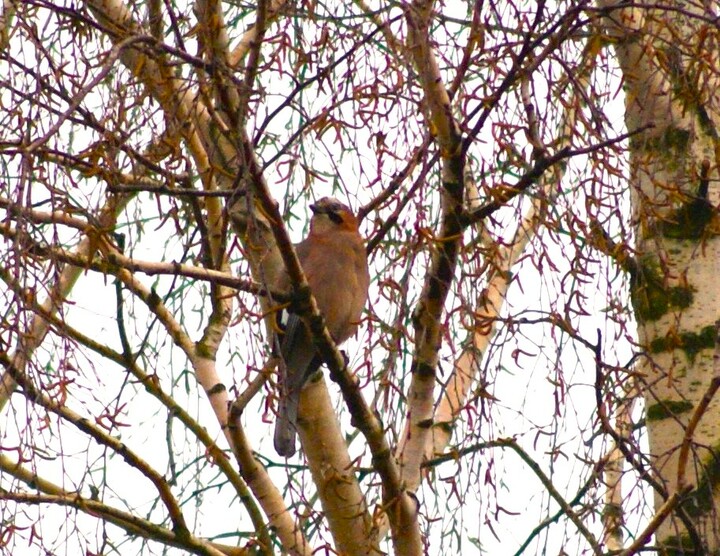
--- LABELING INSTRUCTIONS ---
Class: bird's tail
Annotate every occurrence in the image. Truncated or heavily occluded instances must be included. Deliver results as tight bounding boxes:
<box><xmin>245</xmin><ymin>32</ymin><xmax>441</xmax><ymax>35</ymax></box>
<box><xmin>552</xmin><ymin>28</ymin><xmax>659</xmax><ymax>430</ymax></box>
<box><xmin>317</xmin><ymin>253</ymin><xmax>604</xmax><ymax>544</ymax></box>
<box><xmin>274</xmin><ymin>390</ymin><xmax>299</xmax><ymax>457</ymax></box>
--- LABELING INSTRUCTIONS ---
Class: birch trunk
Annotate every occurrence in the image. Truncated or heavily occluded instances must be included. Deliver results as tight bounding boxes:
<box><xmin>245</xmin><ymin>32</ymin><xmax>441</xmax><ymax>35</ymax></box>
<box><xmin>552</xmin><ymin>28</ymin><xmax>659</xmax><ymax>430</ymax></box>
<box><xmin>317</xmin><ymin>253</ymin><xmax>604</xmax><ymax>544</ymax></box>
<box><xmin>599</xmin><ymin>2</ymin><xmax>720</xmax><ymax>550</ymax></box>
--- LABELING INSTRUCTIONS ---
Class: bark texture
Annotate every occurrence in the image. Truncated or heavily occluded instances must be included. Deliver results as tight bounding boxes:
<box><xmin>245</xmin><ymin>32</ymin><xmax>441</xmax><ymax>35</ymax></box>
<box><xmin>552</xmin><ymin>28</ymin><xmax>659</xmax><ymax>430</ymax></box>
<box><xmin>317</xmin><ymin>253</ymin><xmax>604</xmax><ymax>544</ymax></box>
<box><xmin>599</xmin><ymin>1</ymin><xmax>720</xmax><ymax>551</ymax></box>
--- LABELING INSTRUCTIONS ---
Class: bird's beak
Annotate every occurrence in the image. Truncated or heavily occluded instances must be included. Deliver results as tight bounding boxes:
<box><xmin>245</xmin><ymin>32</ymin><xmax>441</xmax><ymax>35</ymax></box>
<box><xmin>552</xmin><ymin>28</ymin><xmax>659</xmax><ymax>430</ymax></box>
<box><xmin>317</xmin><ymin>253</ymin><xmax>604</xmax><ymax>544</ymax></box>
<box><xmin>309</xmin><ymin>202</ymin><xmax>322</xmax><ymax>214</ymax></box>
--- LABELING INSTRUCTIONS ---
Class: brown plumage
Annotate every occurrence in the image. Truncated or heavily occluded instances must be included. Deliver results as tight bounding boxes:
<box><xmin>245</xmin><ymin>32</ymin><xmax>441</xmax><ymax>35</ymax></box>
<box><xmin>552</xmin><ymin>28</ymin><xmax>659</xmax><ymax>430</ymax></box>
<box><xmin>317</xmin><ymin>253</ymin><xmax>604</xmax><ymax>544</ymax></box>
<box><xmin>273</xmin><ymin>197</ymin><xmax>369</xmax><ymax>457</ymax></box>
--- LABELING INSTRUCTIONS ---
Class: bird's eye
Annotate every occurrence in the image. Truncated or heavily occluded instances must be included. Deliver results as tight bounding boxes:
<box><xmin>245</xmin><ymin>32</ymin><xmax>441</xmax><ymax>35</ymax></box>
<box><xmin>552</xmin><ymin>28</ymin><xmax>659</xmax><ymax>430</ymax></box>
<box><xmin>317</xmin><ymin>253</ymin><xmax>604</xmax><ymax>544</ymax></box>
<box><xmin>327</xmin><ymin>211</ymin><xmax>343</xmax><ymax>224</ymax></box>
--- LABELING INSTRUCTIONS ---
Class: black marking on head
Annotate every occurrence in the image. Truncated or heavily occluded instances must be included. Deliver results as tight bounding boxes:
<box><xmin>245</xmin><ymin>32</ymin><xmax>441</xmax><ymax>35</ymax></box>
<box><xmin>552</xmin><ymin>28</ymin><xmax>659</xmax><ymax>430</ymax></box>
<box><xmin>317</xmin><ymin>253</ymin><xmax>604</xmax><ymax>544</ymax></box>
<box><xmin>327</xmin><ymin>210</ymin><xmax>344</xmax><ymax>224</ymax></box>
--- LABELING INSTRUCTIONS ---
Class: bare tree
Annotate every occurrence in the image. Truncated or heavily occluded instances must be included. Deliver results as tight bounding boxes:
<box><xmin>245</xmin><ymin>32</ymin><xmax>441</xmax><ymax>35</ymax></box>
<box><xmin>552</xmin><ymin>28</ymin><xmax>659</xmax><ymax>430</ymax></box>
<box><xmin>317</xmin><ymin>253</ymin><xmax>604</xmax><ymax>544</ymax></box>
<box><xmin>0</xmin><ymin>0</ymin><xmax>717</xmax><ymax>554</ymax></box>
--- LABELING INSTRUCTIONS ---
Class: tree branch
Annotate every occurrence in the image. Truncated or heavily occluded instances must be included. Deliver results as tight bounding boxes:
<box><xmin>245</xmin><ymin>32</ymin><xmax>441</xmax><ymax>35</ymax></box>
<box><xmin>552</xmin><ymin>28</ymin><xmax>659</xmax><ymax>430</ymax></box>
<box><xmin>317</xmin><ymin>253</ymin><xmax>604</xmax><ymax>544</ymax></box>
<box><xmin>0</xmin><ymin>454</ymin><xmax>242</xmax><ymax>556</ymax></box>
<box><xmin>0</xmin><ymin>351</ymin><xmax>191</xmax><ymax>539</ymax></box>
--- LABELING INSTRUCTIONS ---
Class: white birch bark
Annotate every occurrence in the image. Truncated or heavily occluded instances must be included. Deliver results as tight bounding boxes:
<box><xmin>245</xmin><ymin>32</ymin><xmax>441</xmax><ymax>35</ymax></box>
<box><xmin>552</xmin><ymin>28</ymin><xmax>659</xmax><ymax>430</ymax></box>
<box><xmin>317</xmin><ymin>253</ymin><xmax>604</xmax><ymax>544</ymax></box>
<box><xmin>598</xmin><ymin>1</ymin><xmax>720</xmax><ymax>550</ymax></box>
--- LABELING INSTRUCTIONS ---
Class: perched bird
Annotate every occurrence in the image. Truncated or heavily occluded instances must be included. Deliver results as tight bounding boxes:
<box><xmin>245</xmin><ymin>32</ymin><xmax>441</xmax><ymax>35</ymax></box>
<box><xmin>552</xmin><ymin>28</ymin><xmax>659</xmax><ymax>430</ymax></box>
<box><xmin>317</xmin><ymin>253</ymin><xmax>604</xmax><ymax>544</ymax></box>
<box><xmin>273</xmin><ymin>197</ymin><xmax>369</xmax><ymax>457</ymax></box>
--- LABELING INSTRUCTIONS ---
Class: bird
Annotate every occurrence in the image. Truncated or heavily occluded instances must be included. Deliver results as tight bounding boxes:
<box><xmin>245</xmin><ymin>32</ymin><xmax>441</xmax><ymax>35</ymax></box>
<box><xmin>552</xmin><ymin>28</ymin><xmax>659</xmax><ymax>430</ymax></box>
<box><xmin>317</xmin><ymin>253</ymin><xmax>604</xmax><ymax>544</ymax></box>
<box><xmin>273</xmin><ymin>197</ymin><xmax>369</xmax><ymax>457</ymax></box>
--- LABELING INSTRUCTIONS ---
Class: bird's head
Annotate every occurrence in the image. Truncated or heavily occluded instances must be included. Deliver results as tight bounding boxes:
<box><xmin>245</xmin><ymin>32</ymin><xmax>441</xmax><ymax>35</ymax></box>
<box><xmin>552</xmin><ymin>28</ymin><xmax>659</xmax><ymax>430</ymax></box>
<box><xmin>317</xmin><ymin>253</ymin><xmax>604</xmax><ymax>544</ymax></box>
<box><xmin>309</xmin><ymin>197</ymin><xmax>360</xmax><ymax>234</ymax></box>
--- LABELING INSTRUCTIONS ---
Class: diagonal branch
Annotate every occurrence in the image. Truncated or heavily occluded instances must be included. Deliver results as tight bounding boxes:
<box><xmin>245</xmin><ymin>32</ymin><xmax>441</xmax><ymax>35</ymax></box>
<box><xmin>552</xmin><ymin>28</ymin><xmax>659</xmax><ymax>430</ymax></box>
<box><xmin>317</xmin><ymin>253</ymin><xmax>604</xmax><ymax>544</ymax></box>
<box><xmin>0</xmin><ymin>455</ymin><xmax>242</xmax><ymax>556</ymax></box>
<box><xmin>0</xmin><ymin>193</ymin><xmax>132</xmax><ymax>412</ymax></box>
<box><xmin>0</xmin><ymin>261</ymin><xmax>271</xmax><ymax>550</ymax></box>
<box><xmin>0</xmin><ymin>351</ymin><xmax>190</xmax><ymax>538</ymax></box>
